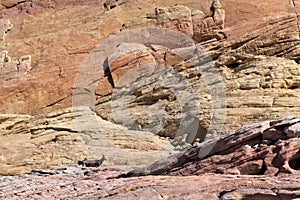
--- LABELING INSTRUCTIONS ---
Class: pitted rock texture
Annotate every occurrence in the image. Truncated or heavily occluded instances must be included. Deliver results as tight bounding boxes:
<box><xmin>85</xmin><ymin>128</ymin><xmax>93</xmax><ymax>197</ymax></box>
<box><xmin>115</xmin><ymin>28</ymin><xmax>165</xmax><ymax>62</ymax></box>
<box><xmin>121</xmin><ymin>3</ymin><xmax>226</xmax><ymax>44</ymax></box>
<box><xmin>1</xmin><ymin>118</ymin><xmax>300</xmax><ymax>199</ymax></box>
<box><xmin>91</xmin><ymin>1</ymin><xmax>300</xmax><ymax>145</ymax></box>
<box><xmin>1</xmin><ymin>167</ymin><xmax>300</xmax><ymax>199</ymax></box>
<box><xmin>95</xmin><ymin>36</ymin><xmax>300</xmax><ymax>145</ymax></box>
<box><xmin>123</xmin><ymin>116</ymin><xmax>300</xmax><ymax>177</ymax></box>
<box><xmin>0</xmin><ymin>18</ymin><xmax>12</xmax><ymax>49</ymax></box>
<box><xmin>0</xmin><ymin>0</ymin><xmax>297</xmax><ymax>118</ymax></box>
<box><xmin>0</xmin><ymin>19</ymin><xmax>31</xmax><ymax>82</ymax></box>
<box><xmin>220</xmin><ymin>188</ymin><xmax>300</xmax><ymax>200</ymax></box>
<box><xmin>0</xmin><ymin>0</ymin><xmax>299</xmax><ymax>145</ymax></box>
<box><xmin>0</xmin><ymin>106</ymin><xmax>174</xmax><ymax>175</ymax></box>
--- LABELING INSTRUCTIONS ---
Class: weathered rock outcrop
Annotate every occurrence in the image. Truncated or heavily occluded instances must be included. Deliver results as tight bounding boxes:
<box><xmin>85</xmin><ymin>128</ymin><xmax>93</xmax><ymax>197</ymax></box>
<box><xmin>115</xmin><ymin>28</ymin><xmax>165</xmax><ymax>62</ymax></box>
<box><xmin>0</xmin><ymin>0</ymin><xmax>105</xmax><ymax>17</ymax></box>
<box><xmin>122</xmin><ymin>2</ymin><xmax>226</xmax><ymax>44</ymax></box>
<box><xmin>0</xmin><ymin>116</ymin><xmax>300</xmax><ymax>200</ymax></box>
<box><xmin>95</xmin><ymin>15</ymin><xmax>300</xmax><ymax>146</ymax></box>
<box><xmin>0</xmin><ymin>106</ymin><xmax>174</xmax><ymax>175</ymax></box>
<box><xmin>1</xmin><ymin>116</ymin><xmax>300</xmax><ymax>199</ymax></box>
<box><xmin>0</xmin><ymin>0</ymin><xmax>297</xmax><ymax>118</ymax></box>
<box><xmin>0</xmin><ymin>108</ymin><xmax>88</xmax><ymax>175</ymax></box>
<box><xmin>1</xmin><ymin>168</ymin><xmax>300</xmax><ymax>200</ymax></box>
<box><xmin>0</xmin><ymin>1</ymin><xmax>300</xmax><ymax>165</ymax></box>
<box><xmin>123</xmin><ymin>116</ymin><xmax>300</xmax><ymax>177</ymax></box>
<box><xmin>1</xmin><ymin>1</ymin><xmax>300</xmax><ymax>199</ymax></box>
<box><xmin>0</xmin><ymin>19</ymin><xmax>31</xmax><ymax>83</ymax></box>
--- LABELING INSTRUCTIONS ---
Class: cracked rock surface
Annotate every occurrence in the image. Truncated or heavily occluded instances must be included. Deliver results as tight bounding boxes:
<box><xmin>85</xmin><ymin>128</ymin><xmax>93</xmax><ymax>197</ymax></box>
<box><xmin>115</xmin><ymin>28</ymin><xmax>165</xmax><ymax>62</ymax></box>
<box><xmin>123</xmin><ymin>116</ymin><xmax>300</xmax><ymax>177</ymax></box>
<box><xmin>0</xmin><ymin>0</ymin><xmax>299</xmax><ymax>148</ymax></box>
<box><xmin>1</xmin><ymin>172</ymin><xmax>300</xmax><ymax>199</ymax></box>
<box><xmin>0</xmin><ymin>106</ymin><xmax>174</xmax><ymax>175</ymax></box>
<box><xmin>1</xmin><ymin>116</ymin><xmax>300</xmax><ymax>199</ymax></box>
<box><xmin>1</xmin><ymin>1</ymin><xmax>300</xmax><ymax>199</ymax></box>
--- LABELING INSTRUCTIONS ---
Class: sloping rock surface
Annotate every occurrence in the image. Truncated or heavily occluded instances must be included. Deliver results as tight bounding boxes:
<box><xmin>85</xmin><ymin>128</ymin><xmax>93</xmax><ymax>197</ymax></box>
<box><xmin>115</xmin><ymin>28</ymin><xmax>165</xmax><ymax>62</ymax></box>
<box><xmin>123</xmin><ymin>116</ymin><xmax>300</xmax><ymax>177</ymax></box>
<box><xmin>0</xmin><ymin>106</ymin><xmax>174</xmax><ymax>175</ymax></box>
<box><xmin>0</xmin><ymin>160</ymin><xmax>300</xmax><ymax>199</ymax></box>
<box><xmin>0</xmin><ymin>0</ymin><xmax>298</xmax><ymax>130</ymax></box>
<box><xmin>0</xmin><ymin>0</ymin><xmax>299</xmax><ymax>152</ymax></box>
<box><xmin>93</xmin><ymin>2</ymin><xmax>300</xmax><ymax>144</ymax></box>
<box><xmin>0</xmin><ymin>1</ymin><xmax>300</xmax><ymax>199</ymax></box>
<box><xmin>1</xmin><ymin>170</ymin><xmax>300</xmax><ymax>200</ymax></box>
<box><xmin>1</xmin><ymin>117</ymin><xmax>300</xmax><ymax>199</ymax></box>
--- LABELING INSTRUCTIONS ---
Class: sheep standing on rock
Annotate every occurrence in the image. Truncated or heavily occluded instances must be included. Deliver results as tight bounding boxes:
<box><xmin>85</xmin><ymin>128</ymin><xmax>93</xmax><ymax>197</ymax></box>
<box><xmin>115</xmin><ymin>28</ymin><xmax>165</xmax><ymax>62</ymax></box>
<box><xmin>103</xmin><ymin>0</ymin><xmax>126</xmax><ymax>11</ymax></box>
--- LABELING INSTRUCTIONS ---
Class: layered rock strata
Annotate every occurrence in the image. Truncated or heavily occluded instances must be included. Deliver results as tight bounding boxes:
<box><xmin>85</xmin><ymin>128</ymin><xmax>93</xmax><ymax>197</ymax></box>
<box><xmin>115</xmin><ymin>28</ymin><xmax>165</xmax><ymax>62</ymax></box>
<box><xmin>0</xmin><ymin>19</ymin><xmax>31</xmax><ymax>84</ymax></box>
<box><xmin>1</xmin><ymin>116</ymin><xmax>300</xmax><ymax>199</ymax></box>
<box><xmin>0</xmin><ymin>106</ymin><xmax>174</xmax><ymax>175</ymax></box>
<box><xmin>123</xmin><ymin>116</ymin><xmax>300</xmax><ymax>177</ymax></box>
<box><xmin>0</xmin><ymin>0</ymin><xmax>300</xmax><ymax>179</ymax></box>
<box><xmin>94</xmin><ymin>2</ymin><xmax>300</xmax><ymax>146</ymax></box>
<box><xmin>1</xmin><ymin>169</ymin><xmax>300</xmax><ymax>200</ymax></box>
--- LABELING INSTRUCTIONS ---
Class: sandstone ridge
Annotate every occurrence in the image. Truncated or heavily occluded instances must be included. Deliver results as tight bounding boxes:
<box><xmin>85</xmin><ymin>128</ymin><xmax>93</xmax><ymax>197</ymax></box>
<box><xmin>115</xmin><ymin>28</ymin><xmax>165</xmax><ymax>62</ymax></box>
<box><xmin>0</xmin><ymin>0</ymin><xmax>297</xmax><ymax>115</ymax></box>
<box><xmin>0</xmin><ymin>117</ymin><xmax>300</xmax><ymax>199</ymax></box>
<box><xmin>0</xmin><ymin>106</ymin><xmax>174</xmax><ymax>175</ymax></box>
<box><xmin>0</xmin><ymin>1</ymin><xmax>300</xmax><ymax>199</ymax></box>
<box><xmin>123</xmin><ymin>116</ymin><xmax>300</xmax><ymax>177</ymax></box>
<box><xmin>95</xmin><ymin>3</ymin><xmax>300</xmax><ymax>145</ymax></box>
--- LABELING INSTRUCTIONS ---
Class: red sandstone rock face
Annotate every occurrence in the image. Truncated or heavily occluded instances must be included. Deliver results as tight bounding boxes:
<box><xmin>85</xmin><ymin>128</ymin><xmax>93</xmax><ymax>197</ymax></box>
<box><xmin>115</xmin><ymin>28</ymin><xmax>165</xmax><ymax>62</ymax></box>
<box><xmin>1</xmin><ymin>2</ymin><xmax>300</xmax><ymax>199</ymax></box>
<box><xmin>0</xmin><ymin>0</ymin><xmax>104</xmax><ymax>17</ymax></box>
<box><xmin>0</xmin><ymin>0</ymin><xmax>298</xmax><ymax>116</ymax></box>
<box><xmin>123</xmin><ymin>116</ymin><xmax>300</xmax><ymax>177</ymax></box>
<box><xmin>1</xmin><ymin>163</ymin><xmax>300</xmax><ymax>199</ymax></box>
<box><xmin>0</xmin><ymin>0</ymin><xmax>298</xmax><ymax>142</ymax></box>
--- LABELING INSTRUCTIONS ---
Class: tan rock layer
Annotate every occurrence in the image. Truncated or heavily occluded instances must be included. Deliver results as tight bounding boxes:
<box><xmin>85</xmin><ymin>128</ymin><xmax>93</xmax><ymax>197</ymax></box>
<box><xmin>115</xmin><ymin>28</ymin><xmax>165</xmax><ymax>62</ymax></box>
<box><xmin>95</xmin><ymin>40</ymin><xmax>300</xmax><ymax>144</ymax></box>
<box><xmin>0</xmin><ymin>19</ymin><xmax>31</xmax><ymax>83</ymax></box>
<box><xmin>0</xmin><ymin>106</ymin><xmax>175</xmax><ymax>175</ymax></box>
